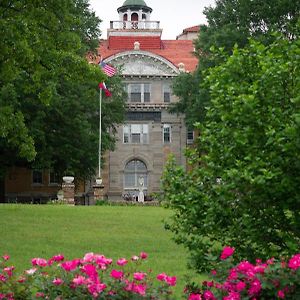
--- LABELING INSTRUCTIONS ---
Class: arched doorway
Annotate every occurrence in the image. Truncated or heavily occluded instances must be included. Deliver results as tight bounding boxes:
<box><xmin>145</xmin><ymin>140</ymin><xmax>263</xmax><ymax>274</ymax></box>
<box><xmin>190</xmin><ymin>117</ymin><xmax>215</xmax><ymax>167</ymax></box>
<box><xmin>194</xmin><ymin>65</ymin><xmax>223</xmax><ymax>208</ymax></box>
<box><xmin>124</xmin><ymin>159</ymin><xmax>148</xmax><ymax>193</ymax></box>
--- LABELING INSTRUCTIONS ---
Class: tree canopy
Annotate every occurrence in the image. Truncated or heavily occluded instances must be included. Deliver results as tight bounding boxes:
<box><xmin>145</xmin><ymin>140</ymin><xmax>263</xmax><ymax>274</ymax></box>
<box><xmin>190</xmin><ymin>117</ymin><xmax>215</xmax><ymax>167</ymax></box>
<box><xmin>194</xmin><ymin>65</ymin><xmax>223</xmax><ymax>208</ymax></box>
<box><xmin>162</xmin><ymin>35</ymin><xmax>300</xmax><ymax>272</ymax></box>
<box><xmin>170</xmin><ymin>0</ymin><xmax>300</xmax><ymax>125</ymax></box>
<box><xmin>0</xmin><ymin>0</ymin><xmax>125</xmax><ymax>178</ymax></box>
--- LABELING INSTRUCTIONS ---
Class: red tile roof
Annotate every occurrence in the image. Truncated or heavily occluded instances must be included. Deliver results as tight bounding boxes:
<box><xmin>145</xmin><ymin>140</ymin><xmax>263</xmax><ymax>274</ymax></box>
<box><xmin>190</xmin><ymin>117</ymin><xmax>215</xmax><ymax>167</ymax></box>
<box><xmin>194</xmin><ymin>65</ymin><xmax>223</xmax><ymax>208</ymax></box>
<box><xmin>182</xmin><ymin>25</ymin><xmax>200</xmax><ymax>33</ymax></box>
<box><xmin>98</xmin><ymin>39</ymin><xmax>198</xmax><ymax>72</ymax></box>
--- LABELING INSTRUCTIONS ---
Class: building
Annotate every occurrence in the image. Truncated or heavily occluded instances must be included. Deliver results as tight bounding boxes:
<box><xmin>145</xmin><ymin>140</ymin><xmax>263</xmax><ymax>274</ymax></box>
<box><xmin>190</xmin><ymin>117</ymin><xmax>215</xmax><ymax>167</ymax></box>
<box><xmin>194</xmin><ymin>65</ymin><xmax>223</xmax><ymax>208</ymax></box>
<box><xmin>2</xmin><ymin>0</ymin><xmax>198</xmax><ymax>203</ymax></box>
<box><xmin>176</xmin><ymin>25</ymin><xmax>200</xmax><ymax>41</ymax></box>
<box><xmin>98</xmin><ymin>0</ymin><xmax>198</xmax><ymax>200</ymax></box>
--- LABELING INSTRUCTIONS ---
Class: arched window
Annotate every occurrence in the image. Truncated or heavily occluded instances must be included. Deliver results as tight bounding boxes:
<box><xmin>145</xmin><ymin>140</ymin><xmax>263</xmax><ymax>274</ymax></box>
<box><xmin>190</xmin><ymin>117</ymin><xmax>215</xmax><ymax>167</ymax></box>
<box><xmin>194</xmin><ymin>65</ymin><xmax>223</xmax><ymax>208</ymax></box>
<box><xmin>123</xmin><ymin>14</ymin><xmax>128</xmax><ymax>29</ymax></box>
<box><xmin>131</xmin><ymin>13</ymin><xmax>138</xmax><ymax>21</ymax></box>
<box><xmin>131</xmin><ymin>13</ymin><xmax>138</xmax><ymax>29</ymax></box>
<box><xmin>124</xmin><ymin>159</ymin><xmax>147</xmax><ymax>190</ymax></box>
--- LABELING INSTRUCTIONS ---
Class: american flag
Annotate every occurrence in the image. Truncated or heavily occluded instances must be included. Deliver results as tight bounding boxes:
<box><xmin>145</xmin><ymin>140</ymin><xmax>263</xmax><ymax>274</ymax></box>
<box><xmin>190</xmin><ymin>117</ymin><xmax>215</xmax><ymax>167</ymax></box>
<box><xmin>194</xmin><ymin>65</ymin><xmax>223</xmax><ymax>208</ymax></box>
<box><xmin>99</xmin><ymin>61</ymin><xmax>116</xmax><ymax>77</ymax></box>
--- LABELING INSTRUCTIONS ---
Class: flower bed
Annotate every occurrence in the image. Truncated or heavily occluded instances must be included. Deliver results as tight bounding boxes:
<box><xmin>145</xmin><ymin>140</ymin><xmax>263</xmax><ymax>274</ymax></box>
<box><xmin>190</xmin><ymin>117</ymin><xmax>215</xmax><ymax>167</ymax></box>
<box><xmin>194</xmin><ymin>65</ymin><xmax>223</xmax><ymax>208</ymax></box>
<box><xmin>1</xmin><ymin>248</ymin><xmax>299</xmax><ymax>299</ymax></box>
<box><xmin>0</xmin><ymin>252</ymin><xmax>176</xmax><ymax>299</ymax></box>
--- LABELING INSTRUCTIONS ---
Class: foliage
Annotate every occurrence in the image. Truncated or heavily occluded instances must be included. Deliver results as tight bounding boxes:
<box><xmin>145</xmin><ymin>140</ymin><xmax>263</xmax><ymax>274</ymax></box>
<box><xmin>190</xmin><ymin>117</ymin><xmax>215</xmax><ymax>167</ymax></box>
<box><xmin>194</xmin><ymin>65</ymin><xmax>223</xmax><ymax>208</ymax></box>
<box><xmin>161</xmin><ymin>36</ymin><xmax>300</xmax><ymax>272</ymax></box>
<box><xmin>170</xmin><ymin>0</ymin><xmax>299</xmax><ymax>125</ymax></box>
<box><xmin>1</xmin><ymin>248</ymin><xmax>299</xmax><ymax>299</ymax></box>
<box><xmin>184</xmin><ymin>247</ymin><xmax>300</xmax><ymax>300</ymax></box>
<box><xmin>0</xmin><ymin>252</ymin><xmax>177</xmax><ymax>299</ymax></box>
<box><xmin>0</xmin><ymin>0</ymin><xmax>125</xmax><ymax>179</ymax></box>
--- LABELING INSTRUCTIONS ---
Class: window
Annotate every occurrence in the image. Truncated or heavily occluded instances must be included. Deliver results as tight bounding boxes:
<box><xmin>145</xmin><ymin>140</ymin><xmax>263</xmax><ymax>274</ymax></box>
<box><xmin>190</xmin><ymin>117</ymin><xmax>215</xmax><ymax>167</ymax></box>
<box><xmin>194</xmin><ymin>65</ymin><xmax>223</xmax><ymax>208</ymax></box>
<box><xmin>123</xmin><ymin>124</ymin><xmax>149</xmax><ymax>144</ymax></box>
<box><xmin>127</xmin><ymin>83</ymin><xmax>151</xmax><ymax>103</ymax></box>
<box><xmin>187</xmin><ymin>129</ymin><xmax>194</xmax><ymax>144</ymax></box>
<box><xmin>130</xmin><ymin>84</ymin><xmax>141</xmax><ymax>102</ymax></box>
<box><xmin>124</xmin><ymin>159</ymin><xmax>148</xmax><ymax>189</ymax></box>
<box><xmin>163</xmin><ymin>83</ymin><xmax>171</xmax><ymax>103</ymax></box>
<box><xmin>32</xmin><ymin>170</ymin><xmax>43</xmax><ymax>184</ymax></box>
<box><xmin>49</xmin><ymin>171</ymin><xmax>59</xmax><ymax>185</ymax></box>
<box><xmin>163</xmin><ymin>124</ymin><xmax>171</xmax><ymax>143</ymax></box>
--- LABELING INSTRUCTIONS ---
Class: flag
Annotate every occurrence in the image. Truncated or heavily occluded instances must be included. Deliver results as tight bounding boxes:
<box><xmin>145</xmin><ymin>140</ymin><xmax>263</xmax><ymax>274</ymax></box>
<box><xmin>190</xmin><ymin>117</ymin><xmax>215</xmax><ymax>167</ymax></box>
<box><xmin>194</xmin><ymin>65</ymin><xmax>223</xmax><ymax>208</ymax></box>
<box><xmin>99</xmin><ymin>60</ymin><xmax>116</xmax><ymax>77</ymax></box>
<box><xmin>99</xmin><ymin>82</ymin><xmax>112</xmax><ymax>97</ymax></box>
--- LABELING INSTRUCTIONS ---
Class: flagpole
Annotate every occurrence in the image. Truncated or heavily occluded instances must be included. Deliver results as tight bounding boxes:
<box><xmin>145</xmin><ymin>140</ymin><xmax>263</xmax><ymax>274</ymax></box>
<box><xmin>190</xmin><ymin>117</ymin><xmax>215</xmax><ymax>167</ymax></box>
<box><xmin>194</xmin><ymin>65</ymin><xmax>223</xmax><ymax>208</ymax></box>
<box><xmin>98</xmin><ymin>87</ymin><xmax>102</xmax><ymax>179</ymax></box>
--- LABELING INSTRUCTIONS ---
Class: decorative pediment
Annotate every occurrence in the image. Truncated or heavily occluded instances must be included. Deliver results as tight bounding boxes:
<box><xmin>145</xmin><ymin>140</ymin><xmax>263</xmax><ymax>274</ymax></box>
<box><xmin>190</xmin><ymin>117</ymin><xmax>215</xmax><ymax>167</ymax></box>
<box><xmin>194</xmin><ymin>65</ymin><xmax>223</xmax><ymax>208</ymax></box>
<box><xmin>104</xmin><ymin>51</ymin><xmax>179</xmax><ymax>76</ymax></box>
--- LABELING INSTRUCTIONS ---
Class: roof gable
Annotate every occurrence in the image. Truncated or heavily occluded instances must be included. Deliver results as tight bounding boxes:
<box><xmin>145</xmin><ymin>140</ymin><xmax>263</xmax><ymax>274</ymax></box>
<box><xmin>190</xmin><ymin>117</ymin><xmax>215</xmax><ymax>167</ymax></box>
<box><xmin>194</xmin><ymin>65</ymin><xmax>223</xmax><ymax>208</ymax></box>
<box><xmin>105</xmin><ymin>51</ymin><xmax>180</xmax><ymax>76</ymax></box>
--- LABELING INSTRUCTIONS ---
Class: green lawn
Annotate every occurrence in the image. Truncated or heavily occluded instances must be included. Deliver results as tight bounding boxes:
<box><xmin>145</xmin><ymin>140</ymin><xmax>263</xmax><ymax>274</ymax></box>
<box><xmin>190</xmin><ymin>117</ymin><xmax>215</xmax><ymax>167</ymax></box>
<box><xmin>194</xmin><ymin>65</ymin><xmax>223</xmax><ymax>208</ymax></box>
<box><xmin>0</xmin><ymin>204</ymin><xmax>202</xmax><ymax>297</ymax></box>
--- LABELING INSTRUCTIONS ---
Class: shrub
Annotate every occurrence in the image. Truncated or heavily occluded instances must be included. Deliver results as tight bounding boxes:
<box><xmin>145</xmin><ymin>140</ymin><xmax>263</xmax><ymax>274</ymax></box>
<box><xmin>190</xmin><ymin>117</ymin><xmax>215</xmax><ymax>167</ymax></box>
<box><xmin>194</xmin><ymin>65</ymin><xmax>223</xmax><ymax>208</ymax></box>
<box><xmin>184</xmin><ymin>247</ymin><xmax>300</xmax><ymax>299</ymax></box>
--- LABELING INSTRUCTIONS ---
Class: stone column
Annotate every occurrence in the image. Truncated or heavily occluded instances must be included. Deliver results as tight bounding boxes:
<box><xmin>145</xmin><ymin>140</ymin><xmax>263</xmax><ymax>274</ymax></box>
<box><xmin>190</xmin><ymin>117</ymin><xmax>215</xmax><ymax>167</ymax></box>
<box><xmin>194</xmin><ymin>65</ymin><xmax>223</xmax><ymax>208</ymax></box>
<box><xmin>62</xmin><ymin>183</ymin><xmax>75</xmax><ymax>205</ymax></box>
<box><xmin>92</xmin><ymin>183</ymin><xmax>104</xmax><ymax>204</ymax></box>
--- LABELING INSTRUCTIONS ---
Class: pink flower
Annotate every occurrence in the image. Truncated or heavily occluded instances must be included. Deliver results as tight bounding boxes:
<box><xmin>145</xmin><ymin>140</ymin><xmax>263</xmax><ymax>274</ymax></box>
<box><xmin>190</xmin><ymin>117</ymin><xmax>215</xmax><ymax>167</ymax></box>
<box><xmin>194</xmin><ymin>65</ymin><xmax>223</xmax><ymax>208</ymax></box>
<box><xmin>82</xmin><ymin>252</ymin><xmax>95</xmax><ymax>263</ymax></box>
<box><xmin>211</xmin><ymin>270</ymin><xmax>217</xmax><ymax>276</ymax></box>
<box><xmin>166</xmin><ymin>275</ymin><xmax>177</xmax><ymax>286</ymax></box>
<box><xmin>2</xmin><ymin>255</ymin><xmax>10</xmax><ymax>261</ymax></box>
<box><xmin>203</xmin><ymin>290</ymin><xmax>216</xmax><ymax>300</ymax></box>
<box><xmin>95</xmin><ymin>255</ymin><xmax>112</xmax><ymax>269</ymax></box>
<box><xmin>266</xmin><ymin>257</ymin><xmax>275</xmax><ymax>265</ymax></box>
<box><xmin>3</xmin><ymin>266</ymin><xmax>14</xmax><ymax>277</ymax></box>
<box><xmin>48</xmin><ymin>254</ymin><xmax>65</xmax><ymax>265</ymax></box>
<box><xmin>236</xmin><ymin>261</ymin><xmax>255</xmax><ymax>274</ymax></box>
<box><xmin>133</xmin><ymin>272</ymin><xmax>146</xmax><ymax>281</ymax></box>
<box><xmin>110</xmin><ymin>269</ymin><xmax>124</xmax><ymax>279</ymax></box>
<box><xmin>81</xmin><ymin>264</ymin><xmax>97</xmax><ymax>279</ymax></box>
<box><xmin>236</xmin><ymin>281</ymin><xmax>246</xmax><ymax>292</ymax></box>
<box><xmin>156</xmin><ymin>273</ymin><xmax>167</xmax><ymax>281</ymax></box>
<box><xmin>131</xmin><ymin>255</ymin><xmax>139</xmax><ymax>261</ymax></box>
<box><xmin>36</xmin><ymin>292</ymin><xmax>45</xmax><ymax>298</ymax></box>
<box><xmin>140</xmin><ymin>252</ymin><xmax>148</xmax><ymax>259</ymax></box>
<box><xmin>278</xmin><ymin>290</ymin><xmax>285</xmax><ymax>299</ymax></box>
<box><xmin>189</xmin><ymin>294</ymin><xmax>202</xmax><ymax>300</ymax></box>
<box><xmin>220</xmin><ymin>246</ymin><xmax>235</xmax><ymax>260</ymax></box>
<box><xmin>288</xmin><ymin>253</ymin><xmax>300</xmax><ymax>270</ymax></box>
<box><xmin>61</xmin><ymin>259</ymin><xmax>80</xmax><ymax>271</ymax></box>
<box><xmin>0</xmin><ymin>275</ymin><xmax>6</xmax><ymax>282</ymax></box>
<box><xmin>72</xmin><ymin>275</ymin><xmax>86</xmax><ymax>286</ymax></box>
<box><xmin>25</xmin><ymin>268</ymin><xmax>37</xmax><ymax>275</ymax></box>
<box><xmin>32</xmin><ymin>258</ymin><xmax>48</xmax><ymax>267</ymax></box>
<box><xmin>87</xmin><ymin>282</ymin><xmax>107</xmax><ymax>296</ymax></box>
<box><xmin>133</xmin><ymin>283</ymin><xmax>147</xmax><ymax>296</ymax></box>
<box><xmin>116</xmin><ymin>258</ymin><xmax>128</xmax><ymax>266</ymax></box>
<box><xmin>248</xmin><ymin>278</ymin><xmax>261</xmax><ymax>296</ymax></box>
<box><xmin>53</xmin><ymin>278</ymin><xmax>63</xmax><ymax>285</ymax></box>
<box><xmin>0</xmin><ymin>294</ymin><xmax>5</xmax><ymax>300</ymax></box>
<box><xmin>223</xmin><ymin>292</ymin><xmax>240</xmax><ymax>300</ymax></box>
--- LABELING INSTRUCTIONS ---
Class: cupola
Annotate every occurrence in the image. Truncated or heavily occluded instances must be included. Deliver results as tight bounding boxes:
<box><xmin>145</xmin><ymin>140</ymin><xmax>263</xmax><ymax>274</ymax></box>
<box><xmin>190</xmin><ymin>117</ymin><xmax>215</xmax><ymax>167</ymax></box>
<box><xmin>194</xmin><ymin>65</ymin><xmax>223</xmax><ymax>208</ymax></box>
<box><xmin>107</xmin><ymin>0</ymin><xmax>162</xmax><ymax>50</ymax></box>
<box><xmin>117</xmin><ymin>0</ymin><xmax>152</xmax><ymax>23</ymax></box>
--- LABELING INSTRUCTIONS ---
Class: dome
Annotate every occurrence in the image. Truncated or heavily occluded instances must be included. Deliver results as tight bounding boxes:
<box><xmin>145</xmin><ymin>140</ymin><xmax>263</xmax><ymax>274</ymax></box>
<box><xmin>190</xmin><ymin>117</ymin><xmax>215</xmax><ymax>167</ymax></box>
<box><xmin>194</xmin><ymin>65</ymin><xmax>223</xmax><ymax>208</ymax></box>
<box><xmin>122</xmin><ymin>0</ymin><xmax>148</xmax><ymax>6</ymax></box>
<box><xmin>118</xmin><ymin>0</ymin><xmax>152</xmax><ymax>13</ymax></box>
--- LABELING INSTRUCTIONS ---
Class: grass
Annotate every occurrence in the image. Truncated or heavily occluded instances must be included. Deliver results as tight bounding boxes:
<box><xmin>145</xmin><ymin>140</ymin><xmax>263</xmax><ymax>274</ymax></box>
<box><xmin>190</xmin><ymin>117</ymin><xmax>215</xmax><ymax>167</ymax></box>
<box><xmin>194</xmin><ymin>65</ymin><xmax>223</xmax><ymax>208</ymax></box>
<box><xmin>0</xmin><ymin>204</ymin><xmax>203</xmax><ymax>297</ymax></box>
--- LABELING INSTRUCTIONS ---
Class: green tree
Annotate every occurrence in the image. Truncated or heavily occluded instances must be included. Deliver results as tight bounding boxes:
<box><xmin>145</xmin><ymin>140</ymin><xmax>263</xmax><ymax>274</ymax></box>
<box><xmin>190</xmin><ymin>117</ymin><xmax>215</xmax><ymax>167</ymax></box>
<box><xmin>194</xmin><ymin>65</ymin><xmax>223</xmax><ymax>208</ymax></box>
<box><xmin>162</xmin><ymin>35</ymin><xmax>300</xmax><ymax>272</ymax></box>
<box><xmin>0</xmin><ymin>0</ymin><xmax>125</xmax><ymax>179</ymax></box>
<box><xmin>170</xmin><ymin>0</ymin><xmax>300</xmax><ymax>124</ymax></box>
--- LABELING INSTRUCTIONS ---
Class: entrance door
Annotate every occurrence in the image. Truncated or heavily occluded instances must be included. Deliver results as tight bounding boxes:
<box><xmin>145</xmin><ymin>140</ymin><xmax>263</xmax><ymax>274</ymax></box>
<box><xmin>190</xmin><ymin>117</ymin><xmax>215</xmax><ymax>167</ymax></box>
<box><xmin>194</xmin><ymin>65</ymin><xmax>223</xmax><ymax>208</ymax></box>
<box><xmin>124</xmin><ymin>159</ymin><xmax>148</xmax><ymax>194</ymax></box>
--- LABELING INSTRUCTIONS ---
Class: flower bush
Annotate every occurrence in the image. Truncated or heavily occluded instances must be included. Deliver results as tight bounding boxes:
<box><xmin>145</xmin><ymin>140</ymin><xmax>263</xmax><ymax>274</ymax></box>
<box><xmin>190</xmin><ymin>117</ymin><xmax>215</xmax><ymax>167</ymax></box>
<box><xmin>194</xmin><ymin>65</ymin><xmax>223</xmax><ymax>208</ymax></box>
<box><xmin>185</xmin><ymin>247</ymin><xmax>300</xmax><ymax>300</ymax></box>
<box><xmin>0</xmin><ymin>252</ymin><xmax>177</xmax><ymax>299</ymax></box>
<box><xmin>1</xmin><ymin>248</ymin><xmax>299</xmax><ymax>299</ymax></box>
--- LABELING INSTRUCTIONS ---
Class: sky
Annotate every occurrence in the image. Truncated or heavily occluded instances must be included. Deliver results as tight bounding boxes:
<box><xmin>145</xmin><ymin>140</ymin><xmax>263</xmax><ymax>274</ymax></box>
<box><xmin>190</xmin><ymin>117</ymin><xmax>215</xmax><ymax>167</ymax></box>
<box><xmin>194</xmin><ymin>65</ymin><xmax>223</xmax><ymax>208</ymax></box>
<box><xmin>89</xmin><ymin>0</ymin><xmax>216</xmax><ymax>40</ymax></box>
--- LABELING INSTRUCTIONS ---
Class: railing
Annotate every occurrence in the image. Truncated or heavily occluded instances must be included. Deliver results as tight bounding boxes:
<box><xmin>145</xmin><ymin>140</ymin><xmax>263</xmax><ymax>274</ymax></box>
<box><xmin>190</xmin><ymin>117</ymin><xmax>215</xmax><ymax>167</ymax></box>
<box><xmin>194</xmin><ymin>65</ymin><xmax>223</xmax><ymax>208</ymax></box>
<box><xmin>110</xmin><ymin>20</ymin><xmax>160</xmax><ymax>30</ymax></box>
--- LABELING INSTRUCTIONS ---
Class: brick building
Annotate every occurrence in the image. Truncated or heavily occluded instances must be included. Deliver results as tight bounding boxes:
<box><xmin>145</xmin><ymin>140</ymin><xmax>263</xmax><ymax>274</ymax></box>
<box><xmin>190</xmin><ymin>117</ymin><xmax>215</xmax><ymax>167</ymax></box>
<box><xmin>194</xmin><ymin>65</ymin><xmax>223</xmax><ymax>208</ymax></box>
<box><xmin>98</xmin><ymin>0</ymin><xmax>198</xmax><ymax>200</ymax></box>
<box><xmin>2</xmin><ymin>0</ymin><xmax>198</xmax><ymax>202</ymax></box>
